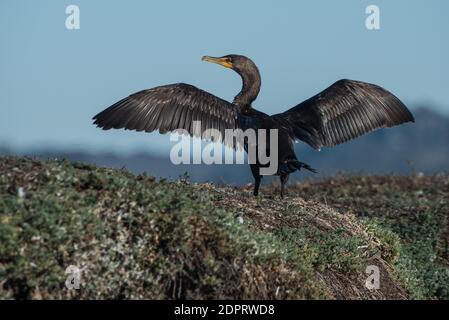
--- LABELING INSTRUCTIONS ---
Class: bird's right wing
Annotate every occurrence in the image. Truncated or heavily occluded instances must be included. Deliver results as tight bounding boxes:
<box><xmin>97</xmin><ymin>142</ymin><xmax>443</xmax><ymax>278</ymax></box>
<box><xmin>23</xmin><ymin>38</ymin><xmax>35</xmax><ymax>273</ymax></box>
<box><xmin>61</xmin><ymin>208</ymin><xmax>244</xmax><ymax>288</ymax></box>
<box><xmin>93</xmin><ymin>83</ymin><xmax>240</xmax><ymax>148</ymax></box>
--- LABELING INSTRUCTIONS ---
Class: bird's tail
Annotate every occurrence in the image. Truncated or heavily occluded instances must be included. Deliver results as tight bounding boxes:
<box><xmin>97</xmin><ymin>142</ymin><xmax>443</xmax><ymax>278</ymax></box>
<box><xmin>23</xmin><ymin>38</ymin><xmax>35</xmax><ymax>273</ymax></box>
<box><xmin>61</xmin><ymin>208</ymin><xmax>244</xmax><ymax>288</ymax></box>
<box><xmin>278</xmin><ymin>159</ymin><xmax>318</xmax><ymax>175</ymax></box>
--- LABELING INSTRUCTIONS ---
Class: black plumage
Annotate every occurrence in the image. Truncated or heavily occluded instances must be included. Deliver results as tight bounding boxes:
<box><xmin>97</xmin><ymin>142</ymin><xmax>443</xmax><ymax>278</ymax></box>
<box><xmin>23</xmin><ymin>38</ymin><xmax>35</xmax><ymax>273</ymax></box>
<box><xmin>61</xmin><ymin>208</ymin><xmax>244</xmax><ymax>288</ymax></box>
<box><xmin>93</xmin><ymin>54</ymin><xmax>414</xmax><ymax>197</ymax></box>
<box><xmin>94</xmin><ymin>83</ymin><xmax>240</xmax><ymax>148</ymax></box>
<box><xmin>272</xmin><ymin>79</ymin><xmax>414</xmax><ymax>149</ymax></box>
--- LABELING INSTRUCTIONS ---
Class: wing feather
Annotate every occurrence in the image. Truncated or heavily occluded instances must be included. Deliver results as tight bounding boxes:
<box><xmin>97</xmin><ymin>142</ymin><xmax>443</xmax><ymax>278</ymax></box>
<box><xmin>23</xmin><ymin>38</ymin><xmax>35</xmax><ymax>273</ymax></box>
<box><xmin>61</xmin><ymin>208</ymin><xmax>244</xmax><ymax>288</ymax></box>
<box><xmin>272</xmin><ymin>79</ymin><xmax>414</xmax><ymax>149</ymax></box>
<box><xmin>93</xmin><ymin>83</ymin><xmax>239</xmax><ymax>146</ymax></box>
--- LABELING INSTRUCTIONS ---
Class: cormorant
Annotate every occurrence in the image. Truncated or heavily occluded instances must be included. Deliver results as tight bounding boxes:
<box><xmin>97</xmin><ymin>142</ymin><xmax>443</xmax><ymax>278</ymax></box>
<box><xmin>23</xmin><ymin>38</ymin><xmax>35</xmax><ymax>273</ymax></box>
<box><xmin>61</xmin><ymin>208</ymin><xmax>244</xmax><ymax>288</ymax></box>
<box><xmin>93</xmin><ymin>54</ymin><xmax>414</xmax><ymax>197</ymax></box>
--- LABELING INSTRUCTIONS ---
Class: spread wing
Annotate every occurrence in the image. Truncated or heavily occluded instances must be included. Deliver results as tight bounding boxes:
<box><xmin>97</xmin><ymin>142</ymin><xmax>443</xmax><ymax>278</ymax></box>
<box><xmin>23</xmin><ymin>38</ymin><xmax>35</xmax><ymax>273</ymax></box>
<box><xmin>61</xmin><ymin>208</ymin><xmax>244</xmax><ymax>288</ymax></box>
<box><xmin>272</xmin><ymin>79</ymin><xmax>414</xmax><ymax>149</ymax></box>
<box><xmin>93</xmin><ymin>83</ymin><xmax>240</xmax><ymax>148</ymax></box>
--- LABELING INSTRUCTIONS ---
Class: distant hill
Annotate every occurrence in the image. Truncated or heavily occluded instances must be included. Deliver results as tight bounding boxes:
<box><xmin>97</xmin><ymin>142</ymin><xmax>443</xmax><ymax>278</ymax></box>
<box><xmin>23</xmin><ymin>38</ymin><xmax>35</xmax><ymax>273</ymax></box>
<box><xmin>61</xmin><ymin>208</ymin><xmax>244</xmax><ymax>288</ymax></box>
<box><xmin>1</xmin><ymin>108</ymin><xmax>448</xmax><ymax>184</ymax></box>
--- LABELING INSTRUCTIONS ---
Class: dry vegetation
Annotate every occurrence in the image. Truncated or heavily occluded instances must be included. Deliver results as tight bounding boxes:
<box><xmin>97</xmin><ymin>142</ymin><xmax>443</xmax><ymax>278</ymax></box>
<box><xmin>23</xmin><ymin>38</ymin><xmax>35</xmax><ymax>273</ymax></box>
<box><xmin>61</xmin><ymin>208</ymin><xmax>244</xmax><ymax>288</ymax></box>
<box><xmin>0</xmin><ymin>156</ymin><xmax>447</xmax><ymax>299</ymax></box>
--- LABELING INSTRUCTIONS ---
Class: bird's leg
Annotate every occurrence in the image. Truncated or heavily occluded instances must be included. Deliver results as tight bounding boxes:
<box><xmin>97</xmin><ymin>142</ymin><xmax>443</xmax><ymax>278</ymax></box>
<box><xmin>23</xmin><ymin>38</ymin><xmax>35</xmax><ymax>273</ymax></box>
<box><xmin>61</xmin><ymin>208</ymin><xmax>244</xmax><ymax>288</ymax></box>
<box><xmin>250</xmin><ymin>164</ymin><xmax>262</xmax><ymax>196</ymax></box>
<box><xmin>280</xmin><ymin>174</ymin><xmax>289</xmax><ymax>198</ymax></box>
<box><xmin>253</xmin><ymin>176</ymin><xmax>261</xmax><ymax>196</ymax></box>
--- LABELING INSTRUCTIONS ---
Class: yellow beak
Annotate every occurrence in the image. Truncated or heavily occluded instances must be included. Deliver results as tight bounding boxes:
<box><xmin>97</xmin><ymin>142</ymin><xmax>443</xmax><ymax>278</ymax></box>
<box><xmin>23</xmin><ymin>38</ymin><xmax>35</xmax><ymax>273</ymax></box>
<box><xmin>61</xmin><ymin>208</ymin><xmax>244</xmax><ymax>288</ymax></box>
<box><xmin>202</xmin><ymin>56</ymin><xmax>233</xmax><ymax>69</ymax></box>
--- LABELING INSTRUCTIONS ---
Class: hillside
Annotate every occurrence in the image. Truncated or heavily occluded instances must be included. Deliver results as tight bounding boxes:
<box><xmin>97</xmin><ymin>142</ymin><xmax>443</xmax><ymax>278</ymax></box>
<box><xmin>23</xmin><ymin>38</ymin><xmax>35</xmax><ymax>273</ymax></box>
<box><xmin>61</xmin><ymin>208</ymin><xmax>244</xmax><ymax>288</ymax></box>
<box><xmin>0</xmin><ymin>156</ymin><xmax>447</xmax><ymax>299</ymax></box>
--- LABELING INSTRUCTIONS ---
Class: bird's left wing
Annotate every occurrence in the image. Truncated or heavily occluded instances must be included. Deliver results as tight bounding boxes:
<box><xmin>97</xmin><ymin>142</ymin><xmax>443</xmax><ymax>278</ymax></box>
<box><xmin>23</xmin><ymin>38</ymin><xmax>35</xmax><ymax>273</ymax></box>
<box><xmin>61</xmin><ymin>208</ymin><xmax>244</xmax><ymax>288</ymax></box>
<box><xmin>93</xmin><ymin>83</ymin><xmax>240</xmax><ymax>148</ymax></box>
<box><xmin>272</xmin><ymin>79</ymin><xmax>414</xmax><ymax>149</ymax></box>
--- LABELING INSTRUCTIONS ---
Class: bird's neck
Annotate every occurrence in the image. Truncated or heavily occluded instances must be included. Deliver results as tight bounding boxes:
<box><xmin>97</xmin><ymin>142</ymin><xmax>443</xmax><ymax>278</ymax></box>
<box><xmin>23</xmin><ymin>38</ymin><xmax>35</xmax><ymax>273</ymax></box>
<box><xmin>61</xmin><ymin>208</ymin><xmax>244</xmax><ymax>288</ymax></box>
<box><xmin>233</xmin><ymin>69</ymin><xmax>261</xmax><ymax>110</ymax></box>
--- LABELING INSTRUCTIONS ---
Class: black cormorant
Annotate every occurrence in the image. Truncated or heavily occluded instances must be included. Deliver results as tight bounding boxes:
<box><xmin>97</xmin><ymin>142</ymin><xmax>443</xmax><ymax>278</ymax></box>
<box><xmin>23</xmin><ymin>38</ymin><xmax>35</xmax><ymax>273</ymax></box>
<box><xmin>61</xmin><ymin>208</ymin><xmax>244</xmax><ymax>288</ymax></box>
<box><xmin>93</xmin><ymin>54</ymin><xmax>414</xmax><ymax>197</ymax></box>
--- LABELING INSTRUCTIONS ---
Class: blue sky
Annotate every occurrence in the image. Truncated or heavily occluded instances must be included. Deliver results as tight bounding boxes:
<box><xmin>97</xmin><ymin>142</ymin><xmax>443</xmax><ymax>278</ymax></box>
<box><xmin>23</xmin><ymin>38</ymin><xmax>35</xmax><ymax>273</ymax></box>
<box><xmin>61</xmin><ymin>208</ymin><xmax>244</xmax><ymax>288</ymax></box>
<box><xmin>1</xmin><ymin>0</ymin><xmax>448</xmax><ymax>155</ymax></box>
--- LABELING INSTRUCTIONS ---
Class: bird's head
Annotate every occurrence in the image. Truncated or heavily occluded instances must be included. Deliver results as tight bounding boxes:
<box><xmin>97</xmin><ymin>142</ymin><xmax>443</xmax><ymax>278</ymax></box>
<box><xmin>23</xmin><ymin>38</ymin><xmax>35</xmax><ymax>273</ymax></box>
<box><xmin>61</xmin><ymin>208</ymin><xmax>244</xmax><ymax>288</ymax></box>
<box><xmin>202</xmin><ymin>54</ymin><xmax>261</xmax><ymax>106</ymax></box>
<box><xmin>202</xmin><ymin>54</ymin><xmax>258</xmax><ymax>77</ymax></box>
